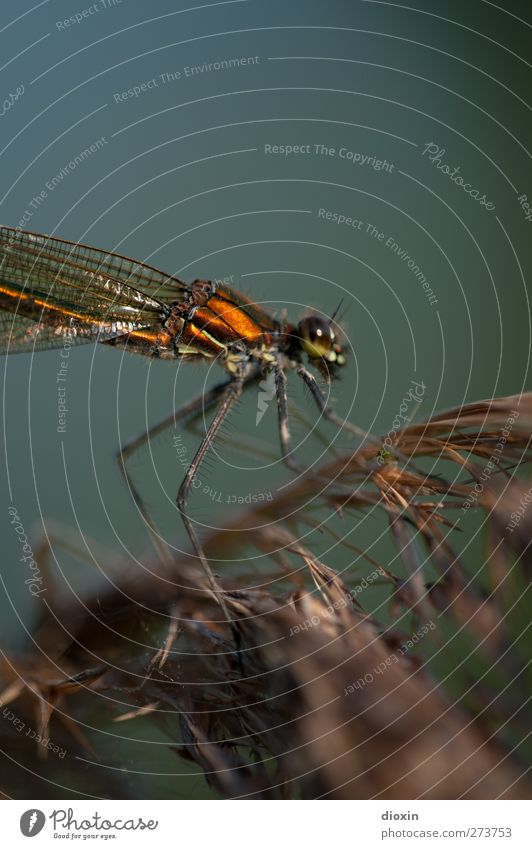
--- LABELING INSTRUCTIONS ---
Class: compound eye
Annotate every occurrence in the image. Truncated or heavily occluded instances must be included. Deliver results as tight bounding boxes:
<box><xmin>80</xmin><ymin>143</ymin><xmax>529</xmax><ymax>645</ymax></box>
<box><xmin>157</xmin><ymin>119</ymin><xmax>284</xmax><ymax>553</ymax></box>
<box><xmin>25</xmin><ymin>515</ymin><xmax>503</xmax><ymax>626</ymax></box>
<box><xmin>298</xmin><ymin>315</ymin><xmax>346</xmax><ymax>366</ymax></box>
<box><xmin>299</xmin><ymin>316</ymin><xmax>334</xmax><ymax>358</ymax></box>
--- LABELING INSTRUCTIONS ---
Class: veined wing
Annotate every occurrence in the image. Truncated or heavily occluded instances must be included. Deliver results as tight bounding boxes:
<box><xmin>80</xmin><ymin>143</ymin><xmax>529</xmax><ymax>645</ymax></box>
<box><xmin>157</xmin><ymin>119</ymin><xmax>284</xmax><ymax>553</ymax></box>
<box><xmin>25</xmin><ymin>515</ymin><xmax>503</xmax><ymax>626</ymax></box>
<box><xmin>0</xmin><ymin>311</ymin><xmax>95</xmax><ymax>354</ymax></box>
<box><xmin>0</xmin><ymin>226</ymin><xmax>188</xmax><ymax>353</ymax></box>
<box><xmin>0</xmin><ymin>226</ymin><xmax>189</xmax><ymax>305</ymax></box>
<box><xmin>0</xmin><ymin>312</ymin><xmax>174</xmax><ymax>355</ymax></box>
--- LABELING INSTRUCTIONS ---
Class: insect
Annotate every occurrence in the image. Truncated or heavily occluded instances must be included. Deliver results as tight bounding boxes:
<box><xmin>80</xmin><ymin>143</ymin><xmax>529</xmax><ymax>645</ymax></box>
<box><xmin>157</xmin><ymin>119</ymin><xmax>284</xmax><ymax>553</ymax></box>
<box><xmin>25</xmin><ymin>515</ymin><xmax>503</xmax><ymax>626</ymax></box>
<box><xmin>0</xmin><ymin>225</ymin><xmax>356</xmax><ymax>633</ymax></box>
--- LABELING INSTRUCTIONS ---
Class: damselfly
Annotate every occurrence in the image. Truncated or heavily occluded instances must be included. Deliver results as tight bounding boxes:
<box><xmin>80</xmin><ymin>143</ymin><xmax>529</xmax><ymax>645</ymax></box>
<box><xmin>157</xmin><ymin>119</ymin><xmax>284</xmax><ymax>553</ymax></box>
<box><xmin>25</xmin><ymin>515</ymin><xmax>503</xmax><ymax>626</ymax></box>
<box><xmin>0</xmin><ymin>225</ymin><xmax>356</xmax><ymax>630</ymax></box>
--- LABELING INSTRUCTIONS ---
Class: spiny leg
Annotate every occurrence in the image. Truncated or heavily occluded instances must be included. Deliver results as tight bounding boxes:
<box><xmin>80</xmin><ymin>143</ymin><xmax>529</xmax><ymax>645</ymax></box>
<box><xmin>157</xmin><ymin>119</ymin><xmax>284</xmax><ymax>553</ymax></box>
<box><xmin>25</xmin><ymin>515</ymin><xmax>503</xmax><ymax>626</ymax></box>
<box><xmin>176</xmin><ymin>378</ymin><xmax>244</xmax><ymax>630</ymax></box>
<box><xmin>296</xmin><ymin>364</ymin><xmax>429</xmax><ymax>475</ymax></box>
<box><xmin>275</xmin><ymin>363</ymin><xmax>359</xmax><ymax>477</ymax></box>
<box><xmin>117</xmin><ymin>378</ymin><xmax>235</xmax><ymax>567</ymax></box>
<box><xmin>274</xmin><ymin>364</ymin><xmax>301</xmax><ymax>473</ymax></box>
<box><xmin>296</xmin><ymin>364</ymin><xmax>375</xmax><ymax>443</ymax></box>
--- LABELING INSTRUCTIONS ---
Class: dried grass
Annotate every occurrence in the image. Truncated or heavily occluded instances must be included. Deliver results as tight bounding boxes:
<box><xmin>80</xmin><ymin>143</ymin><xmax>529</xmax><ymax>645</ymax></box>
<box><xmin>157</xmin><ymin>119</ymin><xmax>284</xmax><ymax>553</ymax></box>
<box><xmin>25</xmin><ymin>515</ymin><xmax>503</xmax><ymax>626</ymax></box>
<box><xmin>1</xmin><ymin>392</ymin><xmax>532</xmax><ymax>798</ymax></box>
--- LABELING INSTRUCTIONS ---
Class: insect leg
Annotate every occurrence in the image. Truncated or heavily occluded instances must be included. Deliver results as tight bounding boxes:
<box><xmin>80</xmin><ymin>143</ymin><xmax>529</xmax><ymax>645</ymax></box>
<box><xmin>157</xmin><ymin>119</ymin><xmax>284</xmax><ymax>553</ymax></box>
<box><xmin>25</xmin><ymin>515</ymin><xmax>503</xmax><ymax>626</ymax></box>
<box><xmin>296</xmin><ymin>365</ymin><xmax>430</xmax><ymax>475</ymax></box>
<box><xmin>117</xmin><ymin>379</ymin><xmax>234</xmax><ymax>567</ymax></box>
<box><xmin>274</xmin><ymin>364</ymin><xmax>301</xmax><ymax>472</ymax></box>
<box><xmin>176</xmin><ymin>378</ymin><xmax>244</xmax><ymax>629</ymax></box>
<box><xmin>296</xmin><ymin>365</ymin><xmax>371</xmax><ymax>443</ymax></box>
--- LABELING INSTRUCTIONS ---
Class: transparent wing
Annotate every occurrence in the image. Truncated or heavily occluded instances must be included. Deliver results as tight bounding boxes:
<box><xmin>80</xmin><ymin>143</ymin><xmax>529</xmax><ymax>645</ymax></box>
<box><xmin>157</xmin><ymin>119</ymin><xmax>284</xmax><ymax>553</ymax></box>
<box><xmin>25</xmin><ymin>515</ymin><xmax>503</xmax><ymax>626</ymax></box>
<box><xmin>0</xmin><ymin>226</ymin><xmax>189</xmax><ymax>305</ymax></box>
<box><xmin>0</xmin><ymin>226</ymin><xmax>189</xmax><ymax>353</ymax></box>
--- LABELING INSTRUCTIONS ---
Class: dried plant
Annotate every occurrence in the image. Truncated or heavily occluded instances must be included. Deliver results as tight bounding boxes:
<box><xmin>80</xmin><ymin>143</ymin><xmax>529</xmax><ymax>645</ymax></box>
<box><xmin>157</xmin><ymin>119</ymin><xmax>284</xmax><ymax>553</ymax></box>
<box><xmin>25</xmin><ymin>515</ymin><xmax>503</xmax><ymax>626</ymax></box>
<box><xmin>1</xmin><ymin>392</ymin><xmax>531</xmax><ymax>798</ymax></box>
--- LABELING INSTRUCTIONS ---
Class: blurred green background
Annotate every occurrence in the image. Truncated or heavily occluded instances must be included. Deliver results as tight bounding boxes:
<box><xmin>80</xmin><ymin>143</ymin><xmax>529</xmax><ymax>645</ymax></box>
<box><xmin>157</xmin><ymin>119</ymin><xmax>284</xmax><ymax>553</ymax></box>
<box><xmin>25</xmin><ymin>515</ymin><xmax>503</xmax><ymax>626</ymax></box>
<box><xmin>1</xmin><ymin>0</ymin><xmax>531</xmax><ymax>797</ymax></box>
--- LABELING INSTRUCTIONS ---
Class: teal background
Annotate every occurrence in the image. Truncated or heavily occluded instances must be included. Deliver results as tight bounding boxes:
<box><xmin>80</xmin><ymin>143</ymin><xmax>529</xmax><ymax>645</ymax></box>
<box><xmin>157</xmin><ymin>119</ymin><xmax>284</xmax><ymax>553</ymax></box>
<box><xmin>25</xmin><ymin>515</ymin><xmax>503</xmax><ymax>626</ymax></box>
<box><xmin>0</xmin><ymin>0</ymin><xmax>531</xmax><ymax>797</ymax></box>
